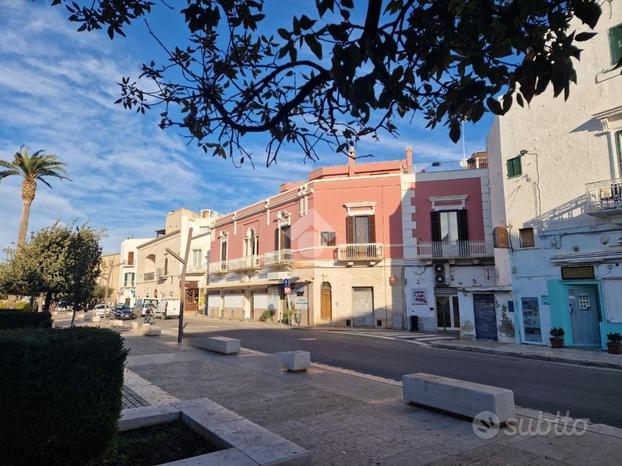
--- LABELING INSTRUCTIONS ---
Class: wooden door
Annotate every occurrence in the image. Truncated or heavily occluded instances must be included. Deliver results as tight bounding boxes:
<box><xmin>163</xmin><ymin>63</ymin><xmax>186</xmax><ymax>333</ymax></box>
<box><xmin>185</xmin><ymin>288</ymin><xmax>199</xmax><ymax>312</ymax></box>
<box><xmin>320</xmin><ymin>283</ymin><xmax>332</xmax><ymax>321</ymax></box>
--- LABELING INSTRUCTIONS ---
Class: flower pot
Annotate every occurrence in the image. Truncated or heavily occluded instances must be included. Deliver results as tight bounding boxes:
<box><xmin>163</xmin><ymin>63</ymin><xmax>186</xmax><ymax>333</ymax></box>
<box><xmin>607</xmin><ymin>342</ymin><xmax>621</xmax><ymax>354</ymax></box>
<box><xmin>550</xmin><ymin>337</ymin><xmax>564</xmax><ymax>348</ymax></box>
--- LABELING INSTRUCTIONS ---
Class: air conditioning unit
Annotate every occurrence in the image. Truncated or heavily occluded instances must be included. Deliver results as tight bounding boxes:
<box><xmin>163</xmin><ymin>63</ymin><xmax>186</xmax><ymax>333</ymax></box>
<box><xmin>433</xmin><ymin>262</ymin><xmax>447</xmax><ymax>287</ymax></box>
<box><xmin>156</xmin><ymin>268</ymin><xmax>164</xmax><ymax>278</ymax></box>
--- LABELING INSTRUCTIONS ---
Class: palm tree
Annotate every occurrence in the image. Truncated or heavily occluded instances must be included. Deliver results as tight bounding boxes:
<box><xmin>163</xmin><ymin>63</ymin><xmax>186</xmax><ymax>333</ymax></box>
<box><xmin>0</xmin><ymin>147</ymin><xmax>70</xmax><ymax>248</ymax></box>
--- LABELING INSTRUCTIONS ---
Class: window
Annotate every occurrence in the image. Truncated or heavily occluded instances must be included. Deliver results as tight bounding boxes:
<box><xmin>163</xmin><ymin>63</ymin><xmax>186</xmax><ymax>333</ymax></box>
<box><xmin>245</xmin><ymin>229</ymin><xmax>259</xmax><ymax>256</ymax></box>
<box><xmin>320</xmin><ymin>231</ymin><xmax>336</xmax><ymax>246</ymax></box>
<box><xmin>493</xmin><ymin>225</ymin><xmax>509</xmax><ymax>248</ymax></box>
<box><xmin>506</xmin><ymin>156</ymin><xmax>522</xmax><ymax>178</ymax></box>
<box><xmin>275</xmin><ymin>225</ymin><xmax>291</xmax><ymax>250</ymax></box>
<box><xmin>220</xmin><ymin>239</ymin><xmax>227</xmax><ymax>261</ymax></box>
<box><xmin>431</xmin><ymin>210</ymin><xmax>468</xmax><ymax>242</ymax></box>
<box><xmin>346</xmin><ymin>215</ymin><xmax>376</xmax><ymax>244</ymax></box>
<box><xmin>192</xmin><ymin>249</ymin><xmax>202</xmax><ymax>267</ymax></box>
<box><xmin>124</xmin><ymin>272</ymin><xmax>135</xmax><ymax>287</ymax></box>
<box><xmin>519</xmin><ymin>227</ymin><xmax>535</xmax><ymax>248</ymax></box>
<box><xmin>127</xmin><ymin>251</ymin><xmax>134</xmax><ymax>266</ymax></box>
<box><xmin>164</xmin><ymin>257</ymin><xmax>168</xmax><ymax>276</ymax></box>
<box><xmin>616</xmin><ymin>130</ymin><xmax>622</xmax><ymax>171</ymax></box>
<box><xmin>609</xmin><ymin>23</ymin><xmax>622</xmax><ymax>66</ymax></box>
<box><xmin>561</xmin><ymin>266</ymin><xmax>594</xmax><ymax>280</ymax></box>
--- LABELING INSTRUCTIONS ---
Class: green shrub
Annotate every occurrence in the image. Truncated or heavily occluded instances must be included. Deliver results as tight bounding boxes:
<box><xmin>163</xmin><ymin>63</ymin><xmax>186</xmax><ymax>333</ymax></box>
<box><xmin>0</xmin><ymin>327</ymin><xmax>129</xmax><ymax>466</ymax></box>
<box><xmin>0</xmin><ymin>310</ymin><xmax>52</xmax><ymax>329</ymax></box>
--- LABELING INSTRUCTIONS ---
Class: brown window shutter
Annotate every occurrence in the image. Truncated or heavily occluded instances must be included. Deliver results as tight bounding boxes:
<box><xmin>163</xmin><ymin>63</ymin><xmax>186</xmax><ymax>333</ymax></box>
<box><xmin>458</xmin><ymin>210</ymin><xmax>469</xmax><ymax>241</ymax></box>
<box><xmin>368</xmin><ymin>215</ymin><xmax>376</xmax><ymax>243</ymax></box>
<box><xmin>431</xmin><ymin>211</ymin><xmax>441</xmax><ymax>241</ymax></box>
<box><xmin>346</xmin><ymin>216</ymin><xmax>354</xmax><ymax>243</ymax></box>
<box><xmin>128</xmin><ymin>251</ymin><xmax>134</xmax><ymax>266</ymax></box>
<box><xmin>274</xmin><ymin>228</ymin><xmax>279</xmax><ymax>250</ymax></box>
<box><xmin>284</xmin><ymin>226</ymin><xmax>291</xmax><ymax>249</ymax></box>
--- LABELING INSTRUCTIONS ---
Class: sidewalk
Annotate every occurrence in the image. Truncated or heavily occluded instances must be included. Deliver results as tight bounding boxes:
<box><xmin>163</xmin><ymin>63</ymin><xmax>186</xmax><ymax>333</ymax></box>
<box><xmin>429</xmin><ymin>339</ymin><xmax>622</xmax><ymax>370</ymax></box>
<box><xmin>120</xmin><ymin>329</ymin><xmax>622</xmax><ymax>465</ymax></box>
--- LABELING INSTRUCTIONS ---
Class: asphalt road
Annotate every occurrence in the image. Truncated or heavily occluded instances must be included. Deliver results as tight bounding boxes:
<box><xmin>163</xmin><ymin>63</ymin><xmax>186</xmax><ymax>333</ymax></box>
<box><xmin>178</xmin><ymin>324</ymin><xmax>622</xmax><ymax>428</ymax></box>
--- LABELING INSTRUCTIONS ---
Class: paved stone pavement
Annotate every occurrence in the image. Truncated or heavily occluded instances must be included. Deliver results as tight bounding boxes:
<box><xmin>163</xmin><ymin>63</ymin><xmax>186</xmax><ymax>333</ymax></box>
<box><xmin>121</xmin><ymin>332</ymin><xmax>622</xmax><ymax>466</ymax></box>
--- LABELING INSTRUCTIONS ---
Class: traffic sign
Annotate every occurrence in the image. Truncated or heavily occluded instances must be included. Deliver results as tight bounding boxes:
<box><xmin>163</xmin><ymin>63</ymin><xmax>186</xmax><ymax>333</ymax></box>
<box><xmin>283</xmin><ymin>278</ymin><xmax>290</xmax><ymax>287</ymax></box>
<box><xmin>284</xmin><ymin>286</ymin><xmax>291</xmax><ymax>295</ymax></box>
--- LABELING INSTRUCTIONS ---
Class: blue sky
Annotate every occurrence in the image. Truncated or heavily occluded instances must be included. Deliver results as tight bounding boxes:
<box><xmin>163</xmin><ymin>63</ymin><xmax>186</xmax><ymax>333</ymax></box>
<box><xmin>0</xmin><ymin>0</ymin><xmax>492</xmax><ymax>253</ymax></box>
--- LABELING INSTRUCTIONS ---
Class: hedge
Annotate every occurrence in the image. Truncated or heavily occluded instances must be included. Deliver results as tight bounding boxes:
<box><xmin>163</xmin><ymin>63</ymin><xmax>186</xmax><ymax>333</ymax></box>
<box><xmin>0</xmin><ymin>310</ymin><xmax>53</xmax><ymax>329</ymax></box>
<box><xmin>0</xmin><ymin>327</ymin><xmax>129</xmax><ymax>466</ymax></box>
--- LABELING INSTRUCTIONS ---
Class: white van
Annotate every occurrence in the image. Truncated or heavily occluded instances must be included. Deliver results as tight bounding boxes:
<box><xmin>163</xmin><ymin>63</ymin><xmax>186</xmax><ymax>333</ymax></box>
<box><xmin>156</xmin><ymin>299</ymin><xmax>180</xmax><ymax>319</ymax></box>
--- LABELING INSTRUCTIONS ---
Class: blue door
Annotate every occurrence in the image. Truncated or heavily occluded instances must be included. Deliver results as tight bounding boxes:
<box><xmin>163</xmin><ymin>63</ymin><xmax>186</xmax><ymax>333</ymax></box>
<box><xmin>474</xmin><ymin>294</ymin><xmax>498</xmax><ymax>340</ymax></box>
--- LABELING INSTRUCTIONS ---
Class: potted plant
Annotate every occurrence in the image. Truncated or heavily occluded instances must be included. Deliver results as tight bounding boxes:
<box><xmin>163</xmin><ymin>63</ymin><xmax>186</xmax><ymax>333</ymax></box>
<box><xmin>549</xmin><ymin>327</ymin><xmax>565</xmax><ymax>348</ymax></box>
<box><xmin>606</xmin><ymin>332</ymin><xmax>621</xmax><ymax>354</ymax></box>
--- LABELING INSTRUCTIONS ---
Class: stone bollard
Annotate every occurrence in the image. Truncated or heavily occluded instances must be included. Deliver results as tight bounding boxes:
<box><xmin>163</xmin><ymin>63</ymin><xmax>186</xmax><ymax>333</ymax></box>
<box><xmin>143</xmin><ymin>324</ymin><xmax>162</xmax><ymax>336</ymax></box>
<box><xmin>279</xmin><ymin>351</ymin><xmax>311</xmax><ymax>372</ymax></box>
<box><xmin>110</xmin><ymin>319</ymin><xmax>125</xmax><ymax>328</ymax></box>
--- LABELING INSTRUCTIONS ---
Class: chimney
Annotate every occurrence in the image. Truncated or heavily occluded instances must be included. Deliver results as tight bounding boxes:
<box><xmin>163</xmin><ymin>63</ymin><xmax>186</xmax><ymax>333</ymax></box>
<box><xmin>348</xmin><ymin>146</ymin><xmax>356</xmax><ymax>177</ymax></box>
<box><xmin>405</xmin><ymin>145</ymin><xmax>413</xmax><ymax>173</ymax></box>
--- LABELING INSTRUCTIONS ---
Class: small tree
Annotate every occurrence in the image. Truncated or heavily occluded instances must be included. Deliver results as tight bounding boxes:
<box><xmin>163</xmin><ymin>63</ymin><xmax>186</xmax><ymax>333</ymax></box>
<box><xmin>61</xmin><ymin>227</ymin><xmax>102</xmax><ymax>326</ymax></box>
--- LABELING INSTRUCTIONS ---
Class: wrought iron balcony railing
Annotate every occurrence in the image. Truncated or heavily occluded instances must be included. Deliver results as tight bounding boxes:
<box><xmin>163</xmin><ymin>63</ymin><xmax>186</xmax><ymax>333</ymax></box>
<box><xmin>416</xmin><ymin>240</ymin><xmax>493</xmax><ymax>258</ymax></box>
<box><xmin>337</xmin><ymin>243</ymin><xmax>384</xmax><ymax>261</ymax></box>
<box><xmin>586</xmin><ymin>177</ymin><xmax>622</xmax><ymax>216</ymax></box>
<box><xmin>262</xmin><ymin>249</ymin><xmax>293</xmax><ymax>267</ymax></box>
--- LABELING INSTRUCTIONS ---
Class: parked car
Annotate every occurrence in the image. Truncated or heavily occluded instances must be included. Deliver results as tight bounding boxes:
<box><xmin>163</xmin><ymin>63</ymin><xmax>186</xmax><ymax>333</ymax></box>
<box><xmin>156</xmin><ymin>299</ymin><xmax>180</xmax><ymax>319</ymax></box>
<box><xmin>91</xmin><ymin>304</ymin><xmax>109</xmax><ymax>318</ymax></box>
<box><xmin>113</xmin><ymin>305</ymin><xmax>135</xmax><ymax>320</ymax></box>
<box><xmin>55</xmin><ymin>302</ymin><xmax>73</xmax><ymax>313</ymax></box>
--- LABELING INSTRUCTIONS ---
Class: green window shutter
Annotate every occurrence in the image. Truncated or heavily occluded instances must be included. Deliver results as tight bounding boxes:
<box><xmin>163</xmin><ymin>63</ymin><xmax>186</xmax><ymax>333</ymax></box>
<box><xmin>506</xmin><ymin>157</ymin><xmax>522</xmax><ymax>178</ymax></box>
<box><xmin>610</xmin><ymin>24</ymin><xmax>622</xmax><ymax>66</ymax></box>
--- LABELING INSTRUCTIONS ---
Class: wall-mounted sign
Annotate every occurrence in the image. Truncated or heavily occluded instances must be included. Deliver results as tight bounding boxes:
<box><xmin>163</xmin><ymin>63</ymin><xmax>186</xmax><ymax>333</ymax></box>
<box><xmin>412</xmin><ymin>289</ymin><xmax>428</xmax><ymax>305</ymax></box>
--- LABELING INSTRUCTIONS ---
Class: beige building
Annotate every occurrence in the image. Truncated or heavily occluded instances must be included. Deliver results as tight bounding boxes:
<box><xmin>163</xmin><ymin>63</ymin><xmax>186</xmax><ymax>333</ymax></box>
<box><xmin>97</xmin><ymin>253</ymin><xmax>120</xmax><ymax>306</ymax></box>
<box><xmin>135</xmin><ymin>208</ymin><xmax>219</xmax><ymax>312</ymax></box>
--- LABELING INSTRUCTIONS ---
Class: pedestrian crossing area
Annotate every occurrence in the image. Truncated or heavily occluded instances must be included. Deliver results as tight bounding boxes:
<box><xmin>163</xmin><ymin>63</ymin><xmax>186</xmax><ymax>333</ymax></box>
<box><xmin>321</xmin><ymin>329</ymin><xmax>458</xmax><ymax>347</ymax></box>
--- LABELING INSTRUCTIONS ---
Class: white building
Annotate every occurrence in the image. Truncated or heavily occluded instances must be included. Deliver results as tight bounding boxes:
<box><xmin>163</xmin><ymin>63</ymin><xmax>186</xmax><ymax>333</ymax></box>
<box><xmin>118</xmin><ymin>238</ymin><xmax>152</xmax><ymax>307</ymax></box>
<box><xmin>135</xmin><ymin>208</ymin><xmax>219</xmax><ymax>313</ymax></box>
<box><xmin>487</xmin><ymin>3</ymin><xmax>622</xmax><ymax>349</ymax></box>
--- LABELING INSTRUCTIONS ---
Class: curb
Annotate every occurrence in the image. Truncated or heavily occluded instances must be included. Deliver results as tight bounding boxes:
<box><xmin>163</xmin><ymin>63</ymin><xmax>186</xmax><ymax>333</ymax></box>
<box><xmin>429</xmin><ymin>342</ymin><xmax>622</xmax><ymax>370</ymax></box>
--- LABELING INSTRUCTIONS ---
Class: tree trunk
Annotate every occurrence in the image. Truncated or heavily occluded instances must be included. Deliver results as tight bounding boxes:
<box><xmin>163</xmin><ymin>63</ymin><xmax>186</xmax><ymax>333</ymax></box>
<box><xmin>17</xmin><ymin>179</ymin><xmax>37</xmax><ymax>249</ymax></box>
<box><xmin>71</xmin><ymin>307</ymin><xmax>77</xmax><ymax>327</ymax></box>
<box><xmin>43</xmin><ymin>291</ymin><xmax>52</xmax><ymax>313</ymax></box>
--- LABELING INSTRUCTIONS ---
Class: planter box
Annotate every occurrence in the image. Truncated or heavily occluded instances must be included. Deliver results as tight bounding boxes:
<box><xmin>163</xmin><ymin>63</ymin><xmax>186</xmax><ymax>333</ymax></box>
<box><xmin>119</xmin><ymin>398</ymin><xmax>310</xmax><ymax>465</ymax></box>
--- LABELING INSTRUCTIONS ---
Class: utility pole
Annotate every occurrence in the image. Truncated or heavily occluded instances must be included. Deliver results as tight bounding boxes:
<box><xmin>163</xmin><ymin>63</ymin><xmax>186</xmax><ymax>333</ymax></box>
<box><xmin>166</xmin><ymin>227</ymin><xmax>193</xmax><ymax>344</ymax></box>
<box><xmin>103</xmin><ymin>256</ymin><xmax>117</xmax><ymax>308</ymax></box>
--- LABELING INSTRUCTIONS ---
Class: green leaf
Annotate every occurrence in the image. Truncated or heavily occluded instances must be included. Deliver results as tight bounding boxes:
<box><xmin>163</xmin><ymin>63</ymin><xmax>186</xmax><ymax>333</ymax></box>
<box><xmin>486</xmin><ymin>97</ymin><xmax>503</xmax><ymax>115</ymax></box>
<box><xmin>572</xmin><ymin>0</ymin><xmax>601</xmax><ymax>29</ymax></box>
<box><xmin>277</xmin><ymin>28</ymin><xmax>290</xmax><ymax>40</ymax></box>
<box><xmin>575</xmin><ymin>31</ymin><xmax>597</xmax><ymax>42</ymax></box>
<box><xmin>449</xmin><ymin>119</ymin><xmax>461</xmax><ymax>143</ymax></box>
<box><xmin>305</xmin><ymin>35</ymin><xmax>323</xmax><ymax>59</ymax></box>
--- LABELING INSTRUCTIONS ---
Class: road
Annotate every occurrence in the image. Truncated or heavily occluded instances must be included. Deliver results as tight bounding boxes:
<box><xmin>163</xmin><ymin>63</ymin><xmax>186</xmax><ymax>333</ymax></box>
<box><xmin>150</xmin><ymin>318</ymin><xmax>622</xmax><ymax>428</ymax></box>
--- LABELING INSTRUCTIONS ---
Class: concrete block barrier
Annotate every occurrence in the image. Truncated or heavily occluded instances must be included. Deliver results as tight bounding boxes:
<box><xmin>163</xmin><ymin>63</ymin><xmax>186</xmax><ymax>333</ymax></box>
<box><xmin>189</xmin><ymin>336</ymin><xmax>240</xmax><ymax>354</ymax></box>
<box><xmin>142</xmin><ymin>324</ymin><xmax>162</xmax><ymax>336</ymax></box>
<box><xmin>402</xmin><ymin>372</ymin><xmax>515</xmax><ymax>423</ymax></box>
<box><xmin>279</xmin><ymin>351</ymin><xmax>311</xmax><ymax>372</ymax></box>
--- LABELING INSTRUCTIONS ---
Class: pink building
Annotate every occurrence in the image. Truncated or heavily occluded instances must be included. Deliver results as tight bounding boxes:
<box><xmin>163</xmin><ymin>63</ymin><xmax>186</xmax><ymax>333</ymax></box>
<box><xmin>205</xmin><ymin>148</ymin><xmax>505</xmax><ymax>332</ymax></box>
<box><xmin>206</xmin><ymin>149</ymin><xmax>409</xmax><ymax>328</ymax></box>
<box><xmin>402</xmin><ymin>153</ymin><xmax>514</xmax><ymax>341</ymax></box>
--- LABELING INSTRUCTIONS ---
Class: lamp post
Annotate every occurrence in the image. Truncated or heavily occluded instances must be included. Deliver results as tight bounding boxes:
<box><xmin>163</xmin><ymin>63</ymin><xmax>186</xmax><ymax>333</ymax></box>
<box><xmin>166</xmin><ymin>228</ymin><xmax>193</xmax><ymax>344</ymax></box>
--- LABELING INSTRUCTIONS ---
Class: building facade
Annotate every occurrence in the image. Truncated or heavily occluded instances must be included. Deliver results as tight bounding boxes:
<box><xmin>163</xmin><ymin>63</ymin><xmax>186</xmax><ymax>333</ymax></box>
<box><xmin>487</xmin><ymin>3</ymin><xmax>622</xmax><ymax>349</ymax></box>
<box><xmin>206</xmin><ymin>150</ymin><xmax>407</xmax><ymax>328</ymax></box>
<box><xmin>118</xmin><ymin>237</ymin><xmax>152</xmax><ymax>307</ymax></box>
<box><xmin>402</xmin><ymin>153</ymin><xmax>515</xmax><ymax>341</ymax></box>
<box><xmin>135</xmin><ymin>208</ymin><xmax>219</xmax><ymax>312</ymax></box>
<box><xmin>96</xmin><ymin>253</ymin><xmax>120</xmax><ymax>307</ymax></box>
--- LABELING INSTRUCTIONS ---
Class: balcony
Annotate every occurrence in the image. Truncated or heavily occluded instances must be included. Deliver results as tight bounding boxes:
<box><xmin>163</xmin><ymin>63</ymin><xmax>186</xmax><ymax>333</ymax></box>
<box><xmin>586</xmin><ymin>178</ymin><xmax>622</xmax><ymax>217</ymax></box>
<box><xmin>143</xmin><ymin>272</ymin><xmax>155</xmax><ymax>281</ymax></box>
<box><xmin>208</xmin><ymin>261</ymin><xmax>228</xmax><ymax>274</ymax></box>
<box><xmin>337</xmin><ymin>243</ymin><xmax>384</xmax><ymax>262</ymax></box>
<box><xmin>262</xmin><ymin>249</ymin><xmax>293</xmax><ymax>267</ymax></box>
<box><xmin>416</xmin><ymin>240</ymin><xmax>493</xmax><ymax>259</ymax></box>
<box><xmin>186</xmin><ymin>263</ymin><xmax>207</xmax><ymax>274</ymax></box>
<box><xmin>227</xmin><ymin>255</ymin><xmax>261</xmax><ymax>272</ymax></box>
